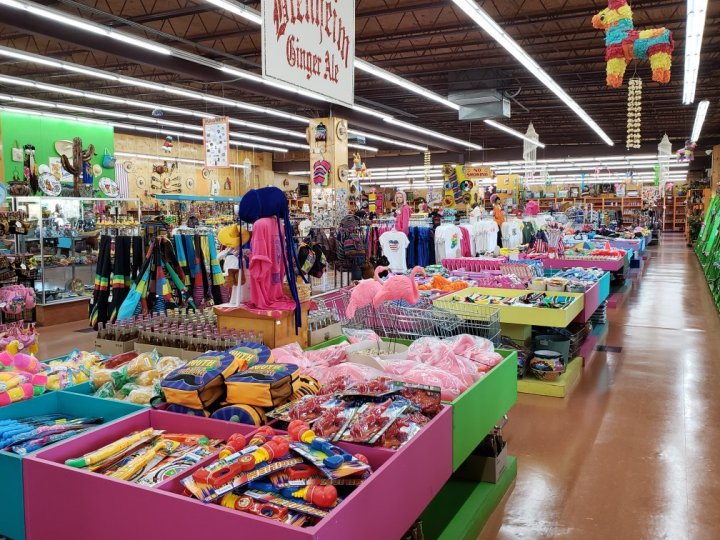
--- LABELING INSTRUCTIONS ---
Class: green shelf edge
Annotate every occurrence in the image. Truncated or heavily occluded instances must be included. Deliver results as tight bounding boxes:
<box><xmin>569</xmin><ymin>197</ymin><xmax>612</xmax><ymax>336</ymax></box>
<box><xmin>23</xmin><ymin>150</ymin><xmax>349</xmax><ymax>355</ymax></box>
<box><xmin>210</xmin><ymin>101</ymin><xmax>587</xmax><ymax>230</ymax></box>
<box><xmin>421</xmin><ymin>456</ymin><xmax>518</xmax><ymax>540</ymax></box>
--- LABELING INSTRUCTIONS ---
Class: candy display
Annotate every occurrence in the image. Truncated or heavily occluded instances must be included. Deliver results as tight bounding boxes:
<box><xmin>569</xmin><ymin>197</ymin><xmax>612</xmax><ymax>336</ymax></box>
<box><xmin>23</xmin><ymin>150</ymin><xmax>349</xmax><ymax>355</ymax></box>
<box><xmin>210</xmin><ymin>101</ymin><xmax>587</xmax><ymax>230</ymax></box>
<box><xmin>90</xmin><ymin>350</ymin><xmax>185</xmax><ymax>405</ymax></box>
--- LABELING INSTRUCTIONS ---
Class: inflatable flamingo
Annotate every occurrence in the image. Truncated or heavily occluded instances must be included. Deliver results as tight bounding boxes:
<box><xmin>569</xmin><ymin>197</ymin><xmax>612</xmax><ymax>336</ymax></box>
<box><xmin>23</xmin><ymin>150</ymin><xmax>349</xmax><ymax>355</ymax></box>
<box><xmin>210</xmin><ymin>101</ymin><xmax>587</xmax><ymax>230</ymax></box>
<box><xmin>373</xmin><ymin>266</ymin><xmax>425</xmax><ymax>307</ymax></box>
<box><xmin>346</xmin><ymin>267</ymin><xmax>384</xmax><ymax>318</ymax></box>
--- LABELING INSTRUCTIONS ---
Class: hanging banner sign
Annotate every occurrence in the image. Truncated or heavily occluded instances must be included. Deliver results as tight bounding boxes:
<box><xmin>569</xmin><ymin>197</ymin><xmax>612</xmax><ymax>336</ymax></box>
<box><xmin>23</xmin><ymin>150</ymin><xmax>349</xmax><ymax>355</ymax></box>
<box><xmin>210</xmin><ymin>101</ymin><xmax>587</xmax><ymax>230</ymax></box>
<box><xmin>263</xmin><ymin>0</ymin><xmax>355</xmax><ymax>108</ymax></box>
<box><xmin>203</xmin><ymin>117</ymin><xmax>230</xmax><ymax>168</ymax></box>
<box><xmin>460</xmin><ymin>165</ymin><xmax>494</xmax><ymax>179</ymax></box>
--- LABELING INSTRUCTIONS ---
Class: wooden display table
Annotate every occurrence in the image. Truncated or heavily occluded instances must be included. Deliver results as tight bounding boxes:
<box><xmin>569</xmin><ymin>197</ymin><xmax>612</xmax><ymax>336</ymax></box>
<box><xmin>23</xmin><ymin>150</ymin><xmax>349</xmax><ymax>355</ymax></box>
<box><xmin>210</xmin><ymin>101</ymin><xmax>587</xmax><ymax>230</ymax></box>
<box><xmin>35</xmin><ymin>297</ymin><xmax>90</xmax><ymax>327</ymax></box>
<box><xmin>214</xmin><ymin>303</ymin><xmax>309</xmax><ymax>348</ymax></box>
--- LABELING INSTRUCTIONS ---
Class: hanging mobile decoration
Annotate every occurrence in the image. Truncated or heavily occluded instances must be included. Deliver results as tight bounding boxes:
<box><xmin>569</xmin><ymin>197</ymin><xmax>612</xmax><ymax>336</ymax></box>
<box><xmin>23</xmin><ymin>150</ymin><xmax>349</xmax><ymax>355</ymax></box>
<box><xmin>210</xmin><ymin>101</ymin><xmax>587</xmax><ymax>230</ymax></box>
<box><xmin>162</xmin><ymin>136</ymin><xmax>173</xmax><ymax>153</ymax></box>
<box><xmin>626</xmin><ymin>77</ymin><xmax>642</xmax><ymax>149</ymax></box>
<box><xmin>243</xmin><ymin>157</ymin><xmax>252</xmax><ymax>184</ymax></box>
<box><xmin>424</xmin><ymin>151</ymin><xmax>431</xmax><ymax>184</ymax></box>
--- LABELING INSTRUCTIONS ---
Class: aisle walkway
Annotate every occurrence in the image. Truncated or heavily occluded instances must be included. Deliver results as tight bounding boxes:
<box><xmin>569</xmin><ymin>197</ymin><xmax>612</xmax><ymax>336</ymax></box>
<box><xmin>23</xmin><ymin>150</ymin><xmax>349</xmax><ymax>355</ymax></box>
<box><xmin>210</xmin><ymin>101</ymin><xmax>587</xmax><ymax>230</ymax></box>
<box><xmin>479</xmin><ymin>234</ymin><xmax>720</xmax><ymax>540</ymax></box>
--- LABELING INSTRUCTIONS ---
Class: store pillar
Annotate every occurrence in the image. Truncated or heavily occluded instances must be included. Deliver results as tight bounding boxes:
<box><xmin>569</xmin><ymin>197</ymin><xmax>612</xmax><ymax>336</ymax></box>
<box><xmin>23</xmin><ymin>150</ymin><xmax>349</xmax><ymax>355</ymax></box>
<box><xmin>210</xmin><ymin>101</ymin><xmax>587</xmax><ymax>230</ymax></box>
<box><xmin>308</xmin><ymin>117</ymin><xmax>349</xmax><ymax>227</ymax></box>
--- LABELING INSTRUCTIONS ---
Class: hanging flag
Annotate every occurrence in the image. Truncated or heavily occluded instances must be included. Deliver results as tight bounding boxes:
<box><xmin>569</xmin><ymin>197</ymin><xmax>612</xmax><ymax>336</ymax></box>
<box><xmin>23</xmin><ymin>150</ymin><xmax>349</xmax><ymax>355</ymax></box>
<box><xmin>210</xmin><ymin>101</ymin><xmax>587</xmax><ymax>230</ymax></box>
<box><xmin>653</xmin><ymin>164</ymin><xmax>661</xmax><ymax>186</ymax></box>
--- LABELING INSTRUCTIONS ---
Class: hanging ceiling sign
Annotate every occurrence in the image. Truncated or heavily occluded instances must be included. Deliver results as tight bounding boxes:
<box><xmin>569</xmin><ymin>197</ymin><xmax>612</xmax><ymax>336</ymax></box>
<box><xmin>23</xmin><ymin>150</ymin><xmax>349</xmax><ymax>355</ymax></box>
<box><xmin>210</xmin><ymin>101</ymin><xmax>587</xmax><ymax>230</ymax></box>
<box><xmin>262</xmin><ymin>1</ymin><xmax>355</xmax><ymax>108</ymax></box>
<box><xmin>461</xmin><ymin>165</ymin><xmax>494</xmax><ymax>179</ymax></box>
<box><xmin>203</xmin><ymin>117</ymin><xmax>230</xmax><ymax>168</ymax></box>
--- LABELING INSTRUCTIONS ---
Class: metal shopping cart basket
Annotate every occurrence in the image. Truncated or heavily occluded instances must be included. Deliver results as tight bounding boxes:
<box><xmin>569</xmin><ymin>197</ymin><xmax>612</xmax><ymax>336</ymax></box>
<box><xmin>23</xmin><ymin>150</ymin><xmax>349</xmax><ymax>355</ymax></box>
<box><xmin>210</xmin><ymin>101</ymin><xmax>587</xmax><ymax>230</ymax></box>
<box><xmin>432</xmin><ymin>298</ymin><xmax>502</xmax><ymax>346</ymax></box>
<box><xmin>314</xmin><ymin>290</ymin><xmax>501</xmax><ymax>346</ymax></box>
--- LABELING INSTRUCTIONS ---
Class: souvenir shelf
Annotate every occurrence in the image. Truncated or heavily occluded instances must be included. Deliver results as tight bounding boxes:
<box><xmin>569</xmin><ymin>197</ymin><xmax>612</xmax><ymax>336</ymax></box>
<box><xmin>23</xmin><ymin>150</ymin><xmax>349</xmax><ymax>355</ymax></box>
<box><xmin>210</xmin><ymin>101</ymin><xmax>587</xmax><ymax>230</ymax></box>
<box><xmin>662</xmin><ymin>194</ymin><xmax>686</xmax><ymax>232</ymax></box>
<box><xmin>10</xmin><ymin>197</ymin><xmax>140</xmax><ymax>324</ymax></box>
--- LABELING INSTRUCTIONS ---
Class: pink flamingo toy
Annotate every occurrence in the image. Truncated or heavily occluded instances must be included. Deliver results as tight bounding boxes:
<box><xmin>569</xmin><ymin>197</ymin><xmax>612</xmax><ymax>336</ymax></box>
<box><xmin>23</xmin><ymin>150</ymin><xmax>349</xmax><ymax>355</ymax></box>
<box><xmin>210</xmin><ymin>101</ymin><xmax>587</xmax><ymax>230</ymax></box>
<box><xmin>346</xmin><ymin>266</ymin><xmax>384</xmax><ymax>318</ymax></box>
<box><xmin>373</xmin><ymin>266</ymin><xmax>426</xmax><ymax>307</ymax></box>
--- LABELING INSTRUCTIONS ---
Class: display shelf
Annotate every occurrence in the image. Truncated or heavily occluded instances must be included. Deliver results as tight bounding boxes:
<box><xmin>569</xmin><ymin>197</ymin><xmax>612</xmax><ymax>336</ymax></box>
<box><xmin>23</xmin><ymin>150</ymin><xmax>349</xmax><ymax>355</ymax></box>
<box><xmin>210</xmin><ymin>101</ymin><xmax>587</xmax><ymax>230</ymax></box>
<box><xmin>517</xmin><ymin>357</ymin><xmax>582</xmax><ymax>398</ymax></box>
<box><xmin>436</xmin><ymin>288</ymin><xmax>584</xmax><ymax>328</ymax></box>
<box><xmin>0</xmin><ymin>392</ymin><xmax>143</xmax><ymax>540</ymax></box>
<box><xmin>542</xmin><ymin>256</ymin><xmax>625</xmax><ymax>272</ymax></box>
<box><xmin>575</xmin><ymin>272</ymin><xmax>611</xmax><ymax>324</ymax></box>
<box><xmin>421</xmin><ymin>457</ymin><xmax>517</xmax><ymax>540</ymax></box>
<box><xmin>305</xmin><ymin>336</ymin><xmax>518</xmax><ymax>472</ymax></box>
<box><xmin>606</xmin><ymin>279</ymin><xmax>633</xmax><ymax>308</ymax></box>
<box><xmin>25</xmin><ymin>408</ymin><xmax>453</xmax><ymax>540</ymax></box>
<box><xmin>579</xmin><ymin>323</ymin><xmax>609</xmax><ymax>369</ymax></box>
<box><xmin>11</xmin><ymin>197</ymin><xmax>140</xmax><ymax>307</ymax></box>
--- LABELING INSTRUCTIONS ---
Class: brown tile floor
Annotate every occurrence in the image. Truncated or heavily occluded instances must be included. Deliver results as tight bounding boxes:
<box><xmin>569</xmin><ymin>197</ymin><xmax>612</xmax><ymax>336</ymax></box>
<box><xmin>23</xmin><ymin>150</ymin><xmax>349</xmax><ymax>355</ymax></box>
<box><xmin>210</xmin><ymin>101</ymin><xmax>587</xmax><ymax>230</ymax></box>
<box><xmin>479</xmin><ymin>234</ymin><xmax>720</xmax><ymax>540</ymax></box>
<box><xmin>37</xmin><ymin>234</ymin><xmax>720</xmax><ymax>540</ymax></box>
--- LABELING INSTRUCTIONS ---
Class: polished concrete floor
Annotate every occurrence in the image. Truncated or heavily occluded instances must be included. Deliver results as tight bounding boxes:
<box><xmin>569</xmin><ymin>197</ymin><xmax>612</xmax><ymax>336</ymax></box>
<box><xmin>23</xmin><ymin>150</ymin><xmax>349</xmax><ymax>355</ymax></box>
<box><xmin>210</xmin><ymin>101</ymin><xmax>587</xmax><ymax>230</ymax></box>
<box><xmin>37</xmin><ymin>234</ymin><xmax>720</xmax><ymax>540</ymax></box>
<box><xmin>479</xmin><ymin>234</ymin><xmax>720</xmax><ymax>540</ymax></box>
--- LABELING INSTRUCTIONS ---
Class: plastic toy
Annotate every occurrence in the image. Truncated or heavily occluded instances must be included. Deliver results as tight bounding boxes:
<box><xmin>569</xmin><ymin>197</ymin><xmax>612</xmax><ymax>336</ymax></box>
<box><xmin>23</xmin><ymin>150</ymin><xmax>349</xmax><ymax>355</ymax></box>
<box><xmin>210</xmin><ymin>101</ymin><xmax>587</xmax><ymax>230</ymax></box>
<box><xmin>290</xmin><ymin>485</ymin><xmax>338</xmax><ymax>508</ymax></box>
<box><xmin>65</xmin><ymin>428</ymin><xmax>156</xmax><ymax>468</ymax></box>
<box><xmin>346</xmin><ymin>266</ymin><xmax>384</xmax><ymax>318</ymax></box>
<box><xmin>372</xmin><ymin>266</ymin><xmax>425</xmax><ymax>307</ymax></box>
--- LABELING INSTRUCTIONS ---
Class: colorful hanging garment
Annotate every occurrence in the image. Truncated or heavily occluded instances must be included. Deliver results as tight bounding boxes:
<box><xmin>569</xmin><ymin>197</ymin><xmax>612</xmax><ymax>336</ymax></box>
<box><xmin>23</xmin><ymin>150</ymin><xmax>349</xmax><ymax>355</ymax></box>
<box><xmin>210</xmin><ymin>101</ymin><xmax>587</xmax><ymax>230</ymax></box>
<box><xmin>89</xmin><ymin>235</ymin><xmax>113</xmax><ymax>329</ymax></box>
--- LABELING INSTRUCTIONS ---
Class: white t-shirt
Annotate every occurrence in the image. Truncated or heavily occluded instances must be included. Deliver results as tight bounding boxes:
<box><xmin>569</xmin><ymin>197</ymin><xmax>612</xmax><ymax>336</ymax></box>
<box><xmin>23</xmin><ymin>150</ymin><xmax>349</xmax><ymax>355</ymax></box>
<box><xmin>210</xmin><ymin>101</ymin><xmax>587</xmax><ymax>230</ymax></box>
<box><xmin>435</xmin><ymin>224</ymin><xmax>462</xmax><ymax>261</ymax></box>
<box><xmin>475</xmin><ymin>220</ymin><xmax>498</xmax><ymax>254</ymax></box>
<box><xmin>502</xmin><ymin>220</ymin><xmax>524</xmax><ymax>249</ymax></box>
<box><xmin>469</xmin><ymin>206</ymin><xmax>483</xmax><ymax>224</ymax></box>
<box><xmin>298</xmin><ymin>219</ymin><xmax>313</xmax><ymax>239</ymax></box>
<box><xmin>379</xmin><ymin>230</ymin><xmax>409</xmax><ymax>273</ymax></box>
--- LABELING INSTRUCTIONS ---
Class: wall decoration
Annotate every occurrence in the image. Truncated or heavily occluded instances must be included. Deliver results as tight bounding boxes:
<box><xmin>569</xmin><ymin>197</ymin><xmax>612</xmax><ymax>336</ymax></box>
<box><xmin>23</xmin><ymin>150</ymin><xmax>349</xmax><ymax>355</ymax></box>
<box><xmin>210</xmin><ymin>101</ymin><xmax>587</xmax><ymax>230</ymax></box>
<box><xmin>162</xmin><ymin>136</ymin><xmax>174</xmax><ymax>153</ymax></box>
<box><xmin>60</xmin><ymin>137</ymin><xmax>95</xmax><ymax>196</ymax></box>
<box><xmin>185</xmin><ymin>177</ymin><xmax>195</xmax><ymax>190</ymax></box>
<box><xmin>315</xmin><ymin>122</ymin><xmax>328</xmax><ymax>142</ymax></box>
<box><xmin>98</xmin><ymin>177</ymin><xmax>120</xmax><ymax>198</ymax></box>
<box><xmin>593</xmin><ymin>0</ymin><xmax>674</xmax><ymax>88</ymax></box>
<box><xmin>338</xmin><ymin>164</ymin><xmax>349</xmax><ymax>182</ymax></box>
<box><xmin>202</xmin><ymin>116</ymin><xmax>230</xmax><ymax>168</ymax></box>
<box><xmin>626</xmin><ymin>76</ymin><xmax>642</xmax><ymax>149</ymax></box>
<box><xmin>313</xmin><ymin>159</ymin><xmax>331</xmax><ymax>186</ymax></box>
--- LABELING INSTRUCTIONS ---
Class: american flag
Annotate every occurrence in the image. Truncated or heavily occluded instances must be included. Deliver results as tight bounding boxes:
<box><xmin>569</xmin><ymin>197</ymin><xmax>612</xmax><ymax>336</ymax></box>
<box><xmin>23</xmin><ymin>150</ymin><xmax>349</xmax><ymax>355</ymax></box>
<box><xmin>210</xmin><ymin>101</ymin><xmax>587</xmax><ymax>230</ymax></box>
<box><xmin>115</xmin><ymin>162</ymin><xmax>130</xmax><ymax>198</ymax></box>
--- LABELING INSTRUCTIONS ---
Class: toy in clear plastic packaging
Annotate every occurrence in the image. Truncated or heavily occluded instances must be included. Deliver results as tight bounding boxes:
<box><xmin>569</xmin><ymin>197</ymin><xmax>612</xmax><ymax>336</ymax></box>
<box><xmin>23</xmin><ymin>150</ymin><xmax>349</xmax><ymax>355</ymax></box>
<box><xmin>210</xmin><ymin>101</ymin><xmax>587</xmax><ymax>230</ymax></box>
<box><xmin>288</xmin><ymin>420</ymin><xmax>370</xmax><ymax>479</ymax></box>
<box><xmin>340</xmin><ymin>399</ymin><xmax>408</xmax><ymax>445</ymax></box>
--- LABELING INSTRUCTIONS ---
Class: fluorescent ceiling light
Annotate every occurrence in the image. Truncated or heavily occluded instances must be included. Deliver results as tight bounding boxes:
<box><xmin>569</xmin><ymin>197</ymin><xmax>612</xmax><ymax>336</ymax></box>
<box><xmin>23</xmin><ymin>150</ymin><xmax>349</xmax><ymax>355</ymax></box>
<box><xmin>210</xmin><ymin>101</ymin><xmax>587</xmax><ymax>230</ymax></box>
<box><xmin>1</xmin><ymin>0</ymin><xmax>171</xmax><ymax>55</ymax></box>
<box><xmin>287</xmin><ymin>171</ymin><xmax>311</xmax><ymax>176</ymax></box>
<box><xmin>385</xmin><ymin>117</ymin><xmax>482</xmax><ymax>150</ymax></box>
<box><xmin>206</xmin><ymin>0</ymin><xmax>262</xmax><ymax>24</ymax></box>
<box><xmin>683</xmin><ymin>0</ymin><xmax>708</xmax><ymax>104</ymax></box>
<box><xmin>348</xmin><ymin>129</ymin><xmax>428</xmax><ymax>152</ymax></box>
<box><xmin>115</xmin><ymin>151</ymin><xmax>249</xmax><ymax>169</ymax></box>
<box><xmin>485</xmin><ymin>119</ymin><xmax>545</xmax><ymax>148</ymax></box>
<box><xmin>452</xmin><ymin>0</ymin><xmax>613</xmax><ymax>146</ymax></box>
<box><xmin>0</xmin><ymin>94</ymin><xmax>291</xmax><ymax>152</ymax></box>
<box><xmin>348</xmin><ymin>143</ymin><xmax>379</xmax><ymax>153</ymax></box>
<box><xmin>691</xmin><ymin>100</ymin><xmax>709</xmax><ymax>142</ymax></box>
<box><xmin>355</xmin><ymin>59</ymin><xmax>460</xmax><ymax>111</ymax></box>
<box><xmin>0</xmin><ymin>72</ymin><xmax>434</xmax><ymax>154</ymax></box>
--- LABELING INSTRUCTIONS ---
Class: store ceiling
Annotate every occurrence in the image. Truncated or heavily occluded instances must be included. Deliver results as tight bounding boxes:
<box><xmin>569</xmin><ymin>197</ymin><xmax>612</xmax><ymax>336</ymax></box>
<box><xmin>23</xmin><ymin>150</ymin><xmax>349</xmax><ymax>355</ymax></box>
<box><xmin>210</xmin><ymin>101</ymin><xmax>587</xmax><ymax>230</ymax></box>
<box><xmin>0</xmin><ymin>0</ymin><xmax>717</xmax><ymax>165</ymax></box>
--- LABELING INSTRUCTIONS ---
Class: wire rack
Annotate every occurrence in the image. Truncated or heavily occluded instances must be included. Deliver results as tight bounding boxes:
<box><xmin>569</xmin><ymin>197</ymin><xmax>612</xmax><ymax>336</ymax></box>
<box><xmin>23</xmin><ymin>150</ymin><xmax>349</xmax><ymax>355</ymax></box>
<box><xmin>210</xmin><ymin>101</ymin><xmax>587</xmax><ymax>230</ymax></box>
<box><xmin>315</xmin><ymin>290</ymin><xmax>501</xmax><ymax>346</ymax></box>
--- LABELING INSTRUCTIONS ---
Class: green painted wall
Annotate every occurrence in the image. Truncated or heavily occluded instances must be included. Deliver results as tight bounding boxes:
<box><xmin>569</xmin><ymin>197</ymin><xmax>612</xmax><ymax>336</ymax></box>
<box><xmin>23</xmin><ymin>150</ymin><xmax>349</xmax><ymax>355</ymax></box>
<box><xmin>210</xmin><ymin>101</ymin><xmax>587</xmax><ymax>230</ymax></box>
<box><xmin>1</xmin><ymin>112</ymin><xmax>115</xmax><ymax>194</ymax></box>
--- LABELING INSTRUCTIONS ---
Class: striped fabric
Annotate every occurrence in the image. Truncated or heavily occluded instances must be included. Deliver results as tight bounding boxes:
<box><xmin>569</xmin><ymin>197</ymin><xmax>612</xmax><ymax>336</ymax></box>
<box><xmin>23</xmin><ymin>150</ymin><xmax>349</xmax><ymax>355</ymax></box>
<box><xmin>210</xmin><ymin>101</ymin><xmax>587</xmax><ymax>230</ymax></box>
<box><xmin>115</xmin><ymin>162</ymin><xmax>130</xmax><ymax>198</ymax></box>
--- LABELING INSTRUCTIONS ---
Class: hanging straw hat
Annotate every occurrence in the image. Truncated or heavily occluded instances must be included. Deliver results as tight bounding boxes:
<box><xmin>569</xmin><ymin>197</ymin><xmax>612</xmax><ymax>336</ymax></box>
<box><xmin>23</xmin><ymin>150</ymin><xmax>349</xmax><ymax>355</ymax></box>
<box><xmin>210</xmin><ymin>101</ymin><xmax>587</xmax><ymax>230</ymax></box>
<box><xmin>218</xmin><ymin>224</ymin><xmax>250</xmax><ymax>248</ymax></box>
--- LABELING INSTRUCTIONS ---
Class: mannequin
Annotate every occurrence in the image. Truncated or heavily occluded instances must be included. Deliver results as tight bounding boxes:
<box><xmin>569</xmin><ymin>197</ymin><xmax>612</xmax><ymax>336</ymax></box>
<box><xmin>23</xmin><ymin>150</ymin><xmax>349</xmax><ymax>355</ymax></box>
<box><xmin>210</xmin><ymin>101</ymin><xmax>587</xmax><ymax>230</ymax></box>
<box><xmin>394</xmin><ymin>191</ymin><xmax>411</xmax><ymax>234</ymax></box>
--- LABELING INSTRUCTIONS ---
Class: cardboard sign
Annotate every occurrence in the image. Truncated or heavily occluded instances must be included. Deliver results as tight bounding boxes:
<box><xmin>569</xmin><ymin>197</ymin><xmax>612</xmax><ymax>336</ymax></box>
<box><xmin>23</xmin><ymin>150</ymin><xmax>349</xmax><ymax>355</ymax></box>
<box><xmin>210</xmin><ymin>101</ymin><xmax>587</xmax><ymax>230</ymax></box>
<box><xmin>203</xmin><ymin>117</ymin><xmax>230</xmax><ymax>168</ymax></box>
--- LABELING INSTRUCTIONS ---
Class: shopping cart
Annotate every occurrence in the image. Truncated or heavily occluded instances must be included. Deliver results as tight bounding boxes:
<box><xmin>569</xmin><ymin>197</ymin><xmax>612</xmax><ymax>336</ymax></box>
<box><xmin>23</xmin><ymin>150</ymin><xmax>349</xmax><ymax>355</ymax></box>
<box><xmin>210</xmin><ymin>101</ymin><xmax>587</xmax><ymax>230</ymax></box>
<box><xmin>314</xmin><ymin>290</ymin><xmax>501</xmax><ymax>346</ymax></box>
<box><xmin>431</xmin><ymin>298</ymin><xmax>502</xmax><ymax>346</ymax></box>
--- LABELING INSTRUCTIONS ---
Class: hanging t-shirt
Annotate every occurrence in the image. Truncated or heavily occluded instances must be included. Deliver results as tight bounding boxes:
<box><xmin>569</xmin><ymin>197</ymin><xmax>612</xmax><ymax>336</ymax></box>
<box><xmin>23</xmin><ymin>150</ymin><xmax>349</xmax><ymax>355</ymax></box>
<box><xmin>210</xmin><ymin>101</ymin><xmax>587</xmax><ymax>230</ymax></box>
<box><xmin>435</xmin><ymin>224</ymin><xmax>462</xmax><ymax>261</ymax></box>
<box><xmin>476</xmin><ymin>220</ymin><xmax>499</xmax><ymax>254</ymax></box>
<box><xmin>469</xmin><ymin>206</ymin><xmax>483</xmax><ymax>224</ymax></box>
<box><xmin>246</xmin><ymin>217</ymin><xmax>296</xmax><ymax>314</ymax></box>
<box><xmin>298</xmin><ymin>219</ymin><xmax>313</xmax><ymax>239</ymax></box>
<box><xmin>379</xmin><ymin>230</ymin><xmax>409</xmax><ymax>273</ymax></box>
<box><xmin>502</xmin><ymin>220</ymin><xmax>524</xmax><ymax>249</ymax></box>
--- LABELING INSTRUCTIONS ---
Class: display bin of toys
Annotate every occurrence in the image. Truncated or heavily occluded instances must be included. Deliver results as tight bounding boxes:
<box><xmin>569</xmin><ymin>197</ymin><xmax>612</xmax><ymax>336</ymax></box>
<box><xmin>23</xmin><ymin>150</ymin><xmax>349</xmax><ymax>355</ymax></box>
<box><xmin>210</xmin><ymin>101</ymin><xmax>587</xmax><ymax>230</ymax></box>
<box><xmin>24</xmin><ymin>407</ymin><xmax>453</xmax><ymax>540</ymax></box>
<box><xmin>435</xmin><ymin>288</ymin><xmax>585</xmax><ymax>328</ymax></box>
<box><xmin>306</xmin><ymin>336</ymin><xmax>517</xmax><ymax>472</ymax></box>
<box><xmin>542</xmin><ymin>256</ymin><xmax>625</xmax><ymax>272</ymax></box>
<box><xmin>0</xmin><ymin>392</ymin><xmax>143</xmax><ymax>540</ymax></box>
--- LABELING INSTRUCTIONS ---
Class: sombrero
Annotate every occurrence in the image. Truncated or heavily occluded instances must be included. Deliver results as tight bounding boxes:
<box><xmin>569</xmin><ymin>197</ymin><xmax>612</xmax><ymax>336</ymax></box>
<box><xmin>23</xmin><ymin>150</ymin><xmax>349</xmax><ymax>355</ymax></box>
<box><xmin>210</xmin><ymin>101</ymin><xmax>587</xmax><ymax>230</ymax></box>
<box><xmin>218</xmin><ymin>224</ymin><xmax>250</xmax><ymax>248</ymax></box>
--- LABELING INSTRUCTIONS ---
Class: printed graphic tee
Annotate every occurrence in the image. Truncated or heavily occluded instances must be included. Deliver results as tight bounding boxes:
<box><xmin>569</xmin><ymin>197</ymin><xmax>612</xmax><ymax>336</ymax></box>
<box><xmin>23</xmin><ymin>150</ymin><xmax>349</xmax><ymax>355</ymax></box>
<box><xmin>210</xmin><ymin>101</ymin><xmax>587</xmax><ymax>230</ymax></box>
<box><xmin>379</xmin><ymin>230</ymin><xmax>410</xmax><ymax>273</ymax></box>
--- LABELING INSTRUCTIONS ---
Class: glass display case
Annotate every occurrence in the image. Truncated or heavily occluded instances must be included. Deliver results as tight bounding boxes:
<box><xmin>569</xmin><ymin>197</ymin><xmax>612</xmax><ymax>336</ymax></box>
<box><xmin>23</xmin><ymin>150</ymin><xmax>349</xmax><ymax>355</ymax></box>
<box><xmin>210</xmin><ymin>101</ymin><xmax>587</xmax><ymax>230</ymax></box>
<box><xmin>11</xmin><ymin>197</ymin><xmax>140</xmax><ymax>306</ymax></box>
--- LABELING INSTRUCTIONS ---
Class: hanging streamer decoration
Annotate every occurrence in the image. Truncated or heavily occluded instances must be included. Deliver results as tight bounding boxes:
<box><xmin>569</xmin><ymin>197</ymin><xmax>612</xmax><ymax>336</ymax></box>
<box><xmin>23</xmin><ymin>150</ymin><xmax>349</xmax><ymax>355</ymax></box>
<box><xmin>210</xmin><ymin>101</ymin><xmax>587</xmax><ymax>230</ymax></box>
<box><xmin>626</xmin><ymin>76</ymin><xmax>642</xmax><ymax>149</ymax></box>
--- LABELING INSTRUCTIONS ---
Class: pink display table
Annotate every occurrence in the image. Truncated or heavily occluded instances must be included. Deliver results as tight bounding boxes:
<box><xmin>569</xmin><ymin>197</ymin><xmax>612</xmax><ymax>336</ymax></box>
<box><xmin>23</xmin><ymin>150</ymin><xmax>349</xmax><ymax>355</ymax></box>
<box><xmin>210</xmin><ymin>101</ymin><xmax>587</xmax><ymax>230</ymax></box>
<box><xmin>542</xmin><ymin>256</ymin><xmax>625</xmax><ymax>272</ymax></box>
<box><xmin>25</xmin><ymin>408</ymin><xmax>453</xmax><ymax>540</ymax></box>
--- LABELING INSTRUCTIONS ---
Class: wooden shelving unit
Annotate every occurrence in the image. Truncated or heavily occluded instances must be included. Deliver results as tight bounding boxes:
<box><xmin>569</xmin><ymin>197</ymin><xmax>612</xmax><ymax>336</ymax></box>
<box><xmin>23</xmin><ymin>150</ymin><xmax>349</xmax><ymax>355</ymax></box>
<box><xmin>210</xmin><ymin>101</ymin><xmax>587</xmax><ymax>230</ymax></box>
<box><xmin>522</xmin><ymin>195</ymin><xmax>643</xmax><ymax>225</ymax></box>
<box><xmin>685</xmin><ymin>188</ymin><xmax>712</xmax><ymax>243</ymax></box>
<box><xmin>662</xmin><ymin>194</ymin><xmax>686</xmax><ymax>232</ymax></box>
